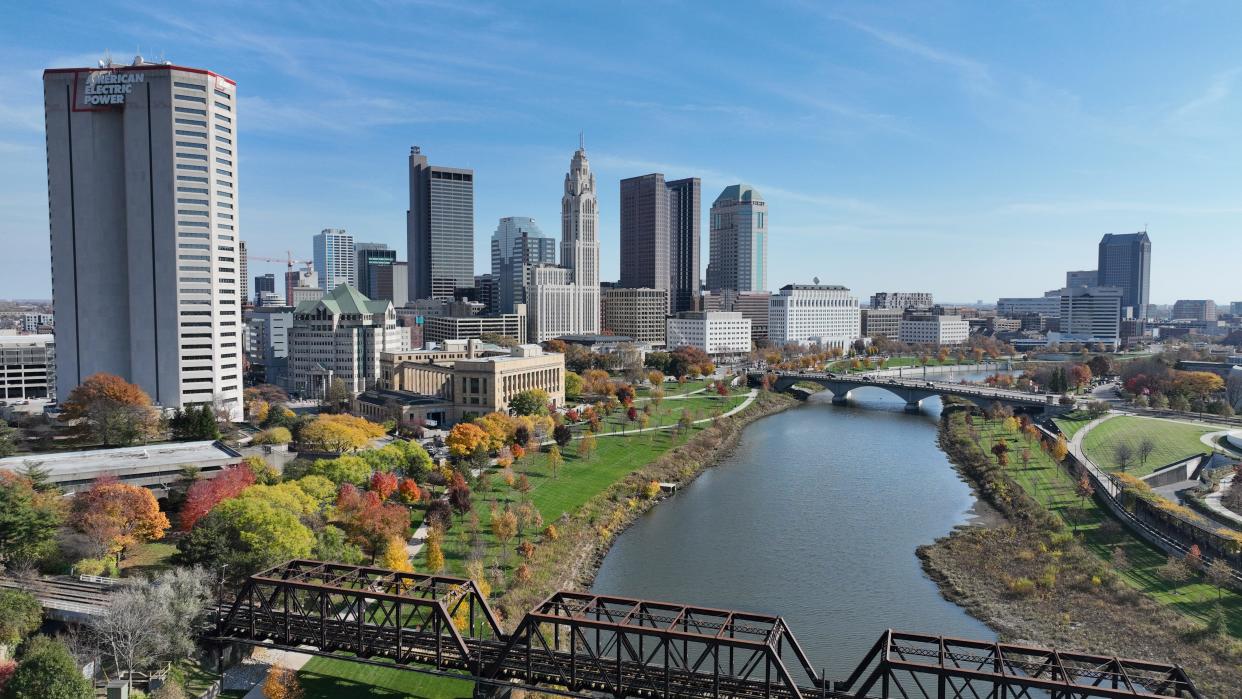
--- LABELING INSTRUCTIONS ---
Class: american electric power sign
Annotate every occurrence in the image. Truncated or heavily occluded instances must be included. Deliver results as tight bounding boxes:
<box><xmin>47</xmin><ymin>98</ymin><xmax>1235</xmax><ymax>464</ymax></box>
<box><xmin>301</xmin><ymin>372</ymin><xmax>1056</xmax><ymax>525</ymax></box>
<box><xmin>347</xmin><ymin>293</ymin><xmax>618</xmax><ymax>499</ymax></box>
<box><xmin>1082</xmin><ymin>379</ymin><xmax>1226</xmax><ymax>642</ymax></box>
<box><xmin>73</xmin><ymin>69</ymin><xmax>145</xmax><ymax>109</ymax></box>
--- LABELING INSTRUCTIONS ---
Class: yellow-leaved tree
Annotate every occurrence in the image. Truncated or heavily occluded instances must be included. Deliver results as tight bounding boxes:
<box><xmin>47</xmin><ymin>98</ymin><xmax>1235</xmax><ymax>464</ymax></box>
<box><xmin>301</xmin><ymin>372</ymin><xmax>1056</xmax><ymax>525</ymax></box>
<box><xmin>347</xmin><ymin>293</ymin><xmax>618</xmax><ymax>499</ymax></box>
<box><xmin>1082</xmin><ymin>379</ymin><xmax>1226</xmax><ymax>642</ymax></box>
<box><xmin>299</xmin><ymin>414</ymin><xmax>385</xmax><ymax>452</ymax></box>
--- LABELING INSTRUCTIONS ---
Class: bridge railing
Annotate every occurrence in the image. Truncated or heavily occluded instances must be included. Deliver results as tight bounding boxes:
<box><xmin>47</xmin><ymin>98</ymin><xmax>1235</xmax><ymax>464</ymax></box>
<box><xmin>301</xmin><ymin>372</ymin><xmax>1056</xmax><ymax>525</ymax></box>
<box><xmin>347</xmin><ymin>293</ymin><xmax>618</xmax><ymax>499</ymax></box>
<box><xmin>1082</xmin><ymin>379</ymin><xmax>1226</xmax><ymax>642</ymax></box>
<box><xmin>211</xmin><ymin>562</ymin><xmax>1202</xmax><ymax>699</ymax></box>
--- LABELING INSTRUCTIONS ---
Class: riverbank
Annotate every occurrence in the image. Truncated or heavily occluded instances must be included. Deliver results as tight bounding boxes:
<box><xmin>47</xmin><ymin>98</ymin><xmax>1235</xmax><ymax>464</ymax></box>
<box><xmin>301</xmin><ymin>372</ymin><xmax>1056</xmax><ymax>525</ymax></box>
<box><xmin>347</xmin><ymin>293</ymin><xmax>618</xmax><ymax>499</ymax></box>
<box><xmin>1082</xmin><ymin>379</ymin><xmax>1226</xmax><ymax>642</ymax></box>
<box><xmin>920</xmin><ymin>403</ymin><xmax>1242</xmax><ymax>697</ymax></box>
<box><xmin>490</xmin><ymin>389</ymin><xmax>798</xmax><ymax>619</ymax></box>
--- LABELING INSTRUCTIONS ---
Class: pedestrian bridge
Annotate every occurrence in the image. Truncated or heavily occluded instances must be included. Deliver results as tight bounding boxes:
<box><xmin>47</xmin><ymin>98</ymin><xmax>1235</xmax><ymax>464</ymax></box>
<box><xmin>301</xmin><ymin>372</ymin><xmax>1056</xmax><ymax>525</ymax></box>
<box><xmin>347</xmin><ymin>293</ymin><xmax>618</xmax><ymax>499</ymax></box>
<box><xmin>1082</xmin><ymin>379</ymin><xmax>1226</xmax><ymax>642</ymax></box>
<box><xmin>750</xmin><ymin>371</ymin><xmax>1068</xmax><ymax>414</ymax></box>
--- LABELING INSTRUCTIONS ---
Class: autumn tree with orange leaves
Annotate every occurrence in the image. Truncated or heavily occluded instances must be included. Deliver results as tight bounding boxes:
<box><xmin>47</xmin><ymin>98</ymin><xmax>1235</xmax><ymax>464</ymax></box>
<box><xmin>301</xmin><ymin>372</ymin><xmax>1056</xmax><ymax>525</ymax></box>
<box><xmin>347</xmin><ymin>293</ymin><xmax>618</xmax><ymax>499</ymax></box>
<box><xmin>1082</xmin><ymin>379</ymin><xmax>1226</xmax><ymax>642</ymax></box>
<box><xmin>61</xmin><ymin>373</ymin><xmax>161</xmax><ymax>446</ymax></box>
<box><xmin>70</xmin><ymin>479</ymin><xmax>170</xmax><ymax>563</ymax></box>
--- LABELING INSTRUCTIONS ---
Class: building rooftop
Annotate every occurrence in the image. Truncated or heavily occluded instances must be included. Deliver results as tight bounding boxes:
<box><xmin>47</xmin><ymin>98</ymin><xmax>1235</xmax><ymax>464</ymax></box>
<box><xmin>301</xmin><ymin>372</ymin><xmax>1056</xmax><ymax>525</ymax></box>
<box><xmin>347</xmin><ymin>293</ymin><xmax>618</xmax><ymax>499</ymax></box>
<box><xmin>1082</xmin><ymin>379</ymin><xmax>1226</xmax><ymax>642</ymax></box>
<box><xmin>0</xmin><ymin>440</ymin><xmax>241</xmax><ymax>479</ymax></box>
<box><xmin>779</xmin><ymin>284</ymin><xmax>850</xmax><ymax>291</ymax></box>
<box><xmin>294</xmin><ymin>284</ymin><xmax>391</xmax><ymax>316</ymax></box>
<box><xmin>713</xmin><ymin>184</ymin><xmax>764</xmax><ymax>205</ymax></box>
<box><xmin>356</xmin><ymin>389</ymin><xmax>450</xmax><ymax>408</ymax></box>
<box><xmin>0</xmin><ymin>334</ymin><xmax>54</xmax><ymax>346</ymax></box>
<box><xmin>558</xmin><ymin>334</ymin><xmax>636</xmax><ymax>344</ymax></box>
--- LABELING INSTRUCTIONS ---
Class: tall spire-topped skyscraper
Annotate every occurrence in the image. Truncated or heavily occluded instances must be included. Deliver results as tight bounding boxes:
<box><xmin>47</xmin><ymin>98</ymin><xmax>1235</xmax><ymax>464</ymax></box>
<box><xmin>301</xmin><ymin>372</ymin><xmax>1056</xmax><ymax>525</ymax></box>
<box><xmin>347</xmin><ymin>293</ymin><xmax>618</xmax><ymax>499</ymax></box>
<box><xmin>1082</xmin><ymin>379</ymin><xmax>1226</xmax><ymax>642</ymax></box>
<box><xmin>559</xmin><ymin>142</ymin><xmax>599</xmax><ymax>332</ymax></box>
<box><xmin>527</xmin><ymin>142</ymin><xmax>601</xmax><ymax>340</ymax></box>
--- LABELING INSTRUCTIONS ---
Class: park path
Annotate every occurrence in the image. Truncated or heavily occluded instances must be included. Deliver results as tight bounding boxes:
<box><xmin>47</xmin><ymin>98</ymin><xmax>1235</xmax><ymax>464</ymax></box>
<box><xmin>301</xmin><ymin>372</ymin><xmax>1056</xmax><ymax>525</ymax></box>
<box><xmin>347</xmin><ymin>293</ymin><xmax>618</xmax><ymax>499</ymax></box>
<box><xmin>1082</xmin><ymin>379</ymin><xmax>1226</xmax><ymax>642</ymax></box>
<box><xmin>236</xmin><ymin>648</ymin><xmax>313</xmax><ymax>698</ymax></box>
<box><xmin>1202</xmin><ymin>471</ymin><xmax>1242</xmax><ymax>527</ymax></box>
<box><xmin>1066</xmin><ymin>413</ymin><xmax>1120</xmax><ymax>496</ymax></box>
<box><xmin>590</xmin><ymin>389</ymin><xmax>758</xmax><ymax>440</ymax></box>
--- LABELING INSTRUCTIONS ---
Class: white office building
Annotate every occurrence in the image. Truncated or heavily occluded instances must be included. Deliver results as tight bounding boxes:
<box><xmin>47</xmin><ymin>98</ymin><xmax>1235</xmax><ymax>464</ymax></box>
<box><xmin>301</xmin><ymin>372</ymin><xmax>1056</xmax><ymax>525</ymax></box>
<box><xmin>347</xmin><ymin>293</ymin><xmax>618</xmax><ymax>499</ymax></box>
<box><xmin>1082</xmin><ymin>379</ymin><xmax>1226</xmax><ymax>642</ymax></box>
<box><xmin>767</xmin><ymin>284</ymin><xmax>861</xmax><ymax>350</ymax></box>
<box><xmin>997</xmin><ymin>292</ymin><xmax>1061</xmax><ymax>317</ymax></box>
<box><xmin>666</xmin><ymin>312</ymin><xmax>752</xmax><ymax>358</ymax></box>
<box><xmin>0</xmin><ymin>334</ymin><xmax>55</xmax><ymax>400</ymax></box>
<box><xmin>898</xmin><ymin>314</ymin><xmax>970</xmax><ymax>346</ymax></box>
<box><xmin>1057</xmin><ymin>286</ymin><xmax>1122</xmax><ymax>347</ymax></box>
<box><xmin>44</xmin><ymin>58</ymin><xmax>243</xmax><ymax>418</ymax></box>
<box><xmin>288</xmin><ymin>285</ymin><xmax>406</xmax><ymax>399</ymax></box>
<box><xmin>313</xmin><ymin>228</ymin><xmax>356</xmax><ymax>292</ymax></box>
<box><xmin>20</xmin><ymin>313</ymin><xmax>54</xmax><ymax>333</ymax></box>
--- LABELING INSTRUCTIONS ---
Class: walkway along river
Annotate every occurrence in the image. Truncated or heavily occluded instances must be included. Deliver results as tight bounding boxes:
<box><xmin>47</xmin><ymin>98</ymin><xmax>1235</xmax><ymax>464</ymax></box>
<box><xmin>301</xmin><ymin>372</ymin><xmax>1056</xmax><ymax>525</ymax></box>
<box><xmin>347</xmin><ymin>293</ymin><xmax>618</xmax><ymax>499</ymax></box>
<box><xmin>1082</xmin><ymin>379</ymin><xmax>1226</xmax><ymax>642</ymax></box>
<box><xmin>590</xmin><ymin>379</ymin><xmax>997</xmax><ymax>679</ymax></box>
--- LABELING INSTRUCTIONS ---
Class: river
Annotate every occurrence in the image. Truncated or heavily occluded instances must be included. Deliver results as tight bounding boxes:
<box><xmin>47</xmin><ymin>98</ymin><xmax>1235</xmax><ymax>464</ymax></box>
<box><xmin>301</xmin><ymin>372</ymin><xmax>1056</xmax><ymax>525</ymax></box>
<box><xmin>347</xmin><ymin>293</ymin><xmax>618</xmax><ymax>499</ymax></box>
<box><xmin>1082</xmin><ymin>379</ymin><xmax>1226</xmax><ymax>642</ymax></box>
<box><xmin>590</xmin><ymin>379</ymin><xmax>998</xmax><ymax>680</ymax></box>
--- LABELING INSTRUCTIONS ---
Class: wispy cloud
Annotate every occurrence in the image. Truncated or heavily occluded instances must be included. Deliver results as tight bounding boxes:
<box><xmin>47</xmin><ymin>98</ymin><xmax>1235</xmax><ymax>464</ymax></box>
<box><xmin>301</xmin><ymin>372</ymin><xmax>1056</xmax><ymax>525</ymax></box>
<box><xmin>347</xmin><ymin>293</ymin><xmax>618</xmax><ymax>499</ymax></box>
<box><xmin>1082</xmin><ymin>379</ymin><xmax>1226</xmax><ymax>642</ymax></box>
<box><xmin>824</xmin><ymin>14</ymin><xmax>993</xmax><ymax>94</ymax></box>
<box><xmin>997</xmin><ymin>199</ymin><xmax>1242</xmax><ymax>217</ymax></box>
<box><xmin>1172</xmin><ymin>66</ymin><xmax>1242</xmax><ymax>119</ymax></box>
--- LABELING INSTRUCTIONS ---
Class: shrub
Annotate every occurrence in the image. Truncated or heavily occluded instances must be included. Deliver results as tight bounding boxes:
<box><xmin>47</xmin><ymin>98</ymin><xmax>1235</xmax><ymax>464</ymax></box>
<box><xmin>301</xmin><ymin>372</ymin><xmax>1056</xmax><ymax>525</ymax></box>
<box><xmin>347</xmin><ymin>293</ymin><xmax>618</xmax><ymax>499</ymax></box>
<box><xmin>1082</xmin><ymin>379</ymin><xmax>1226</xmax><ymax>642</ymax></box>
<box><xmin>72</xmin><ymin>557</ymin><xmax>117</xmax><ymax>577</ymax></box>
<box><xmin>251</xmin><ymin>426</ymin><xmax>292</xmax><ymax>445</ymax></box>
<box><xmin>1009</xmin><ymin>577</ymin><xmax>1037</xmax><ymax>596</ymax></box>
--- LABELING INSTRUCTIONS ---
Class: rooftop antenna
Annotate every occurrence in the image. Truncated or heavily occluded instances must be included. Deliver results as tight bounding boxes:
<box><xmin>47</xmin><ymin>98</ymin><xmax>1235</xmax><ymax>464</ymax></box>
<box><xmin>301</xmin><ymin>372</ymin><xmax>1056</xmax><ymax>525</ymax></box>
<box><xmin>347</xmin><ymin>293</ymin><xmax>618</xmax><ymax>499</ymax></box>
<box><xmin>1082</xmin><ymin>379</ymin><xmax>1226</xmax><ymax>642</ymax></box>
<box><xmin>578</xmin><ymin>130</ymin><xmax>584</xmax><ymax>151</ymax></box>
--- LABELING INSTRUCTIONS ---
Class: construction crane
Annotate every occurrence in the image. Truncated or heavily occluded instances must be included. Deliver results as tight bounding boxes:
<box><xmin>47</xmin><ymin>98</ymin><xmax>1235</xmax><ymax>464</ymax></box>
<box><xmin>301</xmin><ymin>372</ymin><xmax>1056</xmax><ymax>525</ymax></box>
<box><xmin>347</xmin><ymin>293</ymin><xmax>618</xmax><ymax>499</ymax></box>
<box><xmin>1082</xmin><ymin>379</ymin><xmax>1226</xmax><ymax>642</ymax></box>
<box><xmin>247</xmin><ymin>250</ymin><xmax>312</xmax><ymax>270</ymax></box>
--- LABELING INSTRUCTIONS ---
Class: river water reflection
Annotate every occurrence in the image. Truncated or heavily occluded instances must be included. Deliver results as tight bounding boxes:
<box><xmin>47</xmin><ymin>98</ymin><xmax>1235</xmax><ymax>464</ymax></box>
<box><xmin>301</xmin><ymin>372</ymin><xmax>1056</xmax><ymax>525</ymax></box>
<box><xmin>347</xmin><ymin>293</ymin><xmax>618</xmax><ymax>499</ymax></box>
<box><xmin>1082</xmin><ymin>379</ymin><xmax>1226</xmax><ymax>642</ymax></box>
<box><xmin>590</xmin><ymin>378</ymin><xmax>999</xmax><ymax>679</ymax></box>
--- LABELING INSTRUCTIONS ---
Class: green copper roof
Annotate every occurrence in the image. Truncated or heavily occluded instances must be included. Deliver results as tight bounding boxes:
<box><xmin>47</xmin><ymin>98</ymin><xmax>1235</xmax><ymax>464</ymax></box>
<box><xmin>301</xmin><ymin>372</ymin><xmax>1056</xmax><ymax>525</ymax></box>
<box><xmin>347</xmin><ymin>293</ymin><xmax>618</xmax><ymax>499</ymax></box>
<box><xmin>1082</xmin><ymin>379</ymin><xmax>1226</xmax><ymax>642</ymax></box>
<box><xmin>294</xmin><ymin>284</ymin><xmax>391</xmax><ymax>316</ymax></box>
<box><xmin>714</xmin><ymin>183</ymin><xmax>763</xmax><ymax>205</ymax></box>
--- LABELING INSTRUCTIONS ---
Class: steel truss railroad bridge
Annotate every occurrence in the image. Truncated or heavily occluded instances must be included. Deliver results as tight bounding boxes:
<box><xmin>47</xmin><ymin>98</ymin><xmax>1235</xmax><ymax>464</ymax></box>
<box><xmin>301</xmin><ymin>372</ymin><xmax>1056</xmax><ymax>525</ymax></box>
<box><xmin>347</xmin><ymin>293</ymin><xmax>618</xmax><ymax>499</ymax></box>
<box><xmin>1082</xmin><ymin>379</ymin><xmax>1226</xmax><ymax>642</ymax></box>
<box><xmin>213</xmin><ymin>560</ymin><xmax>1200</xmax><ymax>699</ymax></box>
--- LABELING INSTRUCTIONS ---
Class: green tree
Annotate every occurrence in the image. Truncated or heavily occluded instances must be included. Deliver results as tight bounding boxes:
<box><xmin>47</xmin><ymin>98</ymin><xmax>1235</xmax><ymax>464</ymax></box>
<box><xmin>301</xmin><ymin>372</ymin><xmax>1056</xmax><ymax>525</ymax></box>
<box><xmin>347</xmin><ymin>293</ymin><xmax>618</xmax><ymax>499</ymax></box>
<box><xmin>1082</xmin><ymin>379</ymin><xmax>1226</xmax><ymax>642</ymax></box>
<box><xmin>0</xmin><ymin>590</ymin><xmax>41</xmax><ymax>650</ymax></box>
<box><xmin>312</xmin><ymin>525</ymin><xmax>366</xmax><ymax>565</ymax></box>
<box><xmin>324</xmin><ymin>377</ymin><xmax>351</xmax><ymax>410</ymax></box>
<box><xmin>509</xmin><ymin>389</ymin><xmax>550</xmax><ymax>416</ymax></box>
<box><xmin>396</xmin><ymin>440</ymin><xmax>434</xmax><ymax>480</ymax></box>
<box><xmin>177</xmin><ymin>497</ymin><xmax>314</xmax><ymax>579</ymax></box>
<box><xmin>0</xmin><ymin>420</ymin><xmax>16</xmax><ymax>458</ymax></box>
<box><xmin>2</xmin><ymin>636</ymin><xmax>92</xmax><ymax>699</ymax></box>
<box><xmin>306</xmin><ymin>455</ymin><xmax>371</xmax><ymax>486</ymax></box>
<box><xmin>169</xmin><ymin>404</ymin><xmax>220</xmax><ymax>441</ymax></box>
<box><xmin>0</xmin><ymin>472</ymin><xmax>62</xmax><ymax>567</ymax></box>
<box><xmin>564</xmin><ymin>372</ymin><xmax>584</xmax><ymax>401</ymax></box>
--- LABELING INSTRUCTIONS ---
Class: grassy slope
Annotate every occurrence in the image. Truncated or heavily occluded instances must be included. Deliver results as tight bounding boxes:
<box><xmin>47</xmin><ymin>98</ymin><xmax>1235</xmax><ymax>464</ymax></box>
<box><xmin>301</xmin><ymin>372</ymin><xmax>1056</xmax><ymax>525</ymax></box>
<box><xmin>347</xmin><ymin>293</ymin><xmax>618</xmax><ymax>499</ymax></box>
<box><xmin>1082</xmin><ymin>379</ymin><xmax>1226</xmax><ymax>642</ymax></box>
<box><xmin>1052</xmin><ymin>411</ymin><xmax>1094</xmax><ymax>440</ymax></box>
<box><xmin>976</xmin><ymin>419</ymin><xmax>1242</xmax><ymax>634</ymax></box>
<box><xmin>1081</xmin><ymin>416</ymin><xmax>1213</xmax><ymax>476</ymax></box>
<box><xmin>300</xmin><ymin>657</ymin><xmax>473</xmax><ymax>699</ymax></box>
<box><xmin>299</xmin><ymin>390</ymin><xmax>750</xmax><ymax>699</ymax></box>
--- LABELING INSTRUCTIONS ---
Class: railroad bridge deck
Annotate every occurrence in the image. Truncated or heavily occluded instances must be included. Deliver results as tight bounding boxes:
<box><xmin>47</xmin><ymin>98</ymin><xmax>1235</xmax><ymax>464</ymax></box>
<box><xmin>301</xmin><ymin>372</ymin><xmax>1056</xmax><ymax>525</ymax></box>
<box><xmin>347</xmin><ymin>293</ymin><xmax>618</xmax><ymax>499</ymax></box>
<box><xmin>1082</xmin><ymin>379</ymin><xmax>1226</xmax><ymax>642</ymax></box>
<box><xmin>211</xmin><ymin>560</ymin><xmax>1198</xmax><ymax>699</ymax></box>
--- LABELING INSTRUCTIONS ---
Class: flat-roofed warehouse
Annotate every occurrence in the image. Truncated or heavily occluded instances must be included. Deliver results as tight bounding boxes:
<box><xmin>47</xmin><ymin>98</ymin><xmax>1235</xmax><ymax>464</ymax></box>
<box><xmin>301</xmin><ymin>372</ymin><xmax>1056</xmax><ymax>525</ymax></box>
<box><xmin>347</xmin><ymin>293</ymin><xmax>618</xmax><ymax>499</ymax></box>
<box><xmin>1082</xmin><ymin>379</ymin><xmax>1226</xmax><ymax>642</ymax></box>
<box><xmin>0</xmin><ymin>440</ymin><xmax>243</xmax><ymax>495</ymax></box>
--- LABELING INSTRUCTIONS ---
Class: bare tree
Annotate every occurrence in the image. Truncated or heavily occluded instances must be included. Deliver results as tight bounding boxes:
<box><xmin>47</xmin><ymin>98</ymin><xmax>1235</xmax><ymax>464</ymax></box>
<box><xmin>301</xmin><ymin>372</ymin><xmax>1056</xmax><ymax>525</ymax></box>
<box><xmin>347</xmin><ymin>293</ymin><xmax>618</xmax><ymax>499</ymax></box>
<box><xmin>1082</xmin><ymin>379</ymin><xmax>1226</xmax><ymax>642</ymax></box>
<box><xmin>91</xmin><ymin>567</ymin><xmax>211</xmax><ymax>689</ymax></box>
<box><xmin>1206</xmin><ymin>559</ymin><xmax>1234</xmax><ymax>601</ymax></box>
<box><xmin>94</xmin><ymin>586</ymin><xmax>165</xmax><ymax>689</ymax></box>
<box><xmin>1137</xmin><ymin>438</ymin><xmax>1156</xmax><ymax>470</ymax></box>
<box><xmin>1113</xmin><ymin>443</ymin><xmax>1135</xmax><ymax>472</ymax></box>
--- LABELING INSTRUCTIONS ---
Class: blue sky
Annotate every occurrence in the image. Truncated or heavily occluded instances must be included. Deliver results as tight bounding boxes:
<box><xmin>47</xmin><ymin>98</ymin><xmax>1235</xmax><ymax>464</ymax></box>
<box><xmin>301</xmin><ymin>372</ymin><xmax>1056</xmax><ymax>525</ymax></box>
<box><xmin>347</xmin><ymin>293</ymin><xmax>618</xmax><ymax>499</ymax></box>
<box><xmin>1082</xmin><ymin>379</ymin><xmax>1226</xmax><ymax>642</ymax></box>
<box><xmin>2</xmin><ymin>1</ymin><xmax>1241</xmax><ymax>303</ymax></box>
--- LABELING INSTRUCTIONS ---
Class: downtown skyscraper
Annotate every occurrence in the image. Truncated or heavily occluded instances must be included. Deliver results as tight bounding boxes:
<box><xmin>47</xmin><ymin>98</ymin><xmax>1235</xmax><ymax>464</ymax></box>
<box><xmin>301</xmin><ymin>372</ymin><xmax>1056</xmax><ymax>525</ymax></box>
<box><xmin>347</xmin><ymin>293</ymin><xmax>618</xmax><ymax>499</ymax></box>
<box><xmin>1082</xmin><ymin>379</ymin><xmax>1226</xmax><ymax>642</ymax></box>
<box><xmin>707</xmin><ymin>184</ymin><xmax>768</xmax><ymax>293</ymax></box>
<box><xmin>43</xmin><ymin>58</ymin><xmax>243</xmax><ymax>418</ymax></box>
<box><xmin>491</xmin><ymin>217</ymin><xmax>555</xmax><ymax>313</ymax></box>
<box><xmin>406</xmin><ymin>146</ymin><xmax>474</xmax><ymax>300</ymax></box>
<box><xmin>313</xmin><ymin>228</ymin><xmax>356</xmax><ymax>292</ymax></box>
<box><xmin>1097</xmin><ymin>232</ymin><xmax>1151</xmax><ymax>319</ymax></box>
<box><xmin>526</xmin><ymin>141</ymin><xmax>601</xmax><ymax>341</ymax></box>
<box><xmin>618</xmin><ymin>173</ymin><xmax>701</xmax><ymax>313</ymax></box>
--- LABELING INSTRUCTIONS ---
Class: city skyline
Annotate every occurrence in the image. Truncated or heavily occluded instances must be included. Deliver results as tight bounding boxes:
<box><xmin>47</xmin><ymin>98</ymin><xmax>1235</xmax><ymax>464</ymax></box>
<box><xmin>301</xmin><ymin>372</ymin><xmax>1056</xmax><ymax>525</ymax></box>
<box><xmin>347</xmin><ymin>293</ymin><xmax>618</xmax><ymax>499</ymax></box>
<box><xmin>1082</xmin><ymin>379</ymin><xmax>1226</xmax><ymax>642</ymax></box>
<box><xmin>3</xmin><ymin>2</ymin><xmax>1242</xmax><ymax>303</ymax></box>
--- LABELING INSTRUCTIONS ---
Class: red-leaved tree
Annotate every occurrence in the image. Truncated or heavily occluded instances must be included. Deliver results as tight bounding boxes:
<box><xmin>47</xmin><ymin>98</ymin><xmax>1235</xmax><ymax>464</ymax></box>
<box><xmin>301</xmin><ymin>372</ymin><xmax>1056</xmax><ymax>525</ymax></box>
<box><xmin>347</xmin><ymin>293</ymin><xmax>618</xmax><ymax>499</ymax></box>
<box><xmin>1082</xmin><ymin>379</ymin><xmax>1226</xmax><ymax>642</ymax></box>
<box><xmin>335</xmin><ymin>485</ymin><xmax>410</xmax><ymax>560</ymax></box>
<box><xmin>397</xmin><ymin>479</ymin><xmax>423</xmax><ymax>505</ymax></box>
<box><xmin>369</xmin><ymin>471</ymin><xmax>399</xmax><ymax>500</ymax></box>
<box><xmin>179</xmin><ymin>465</ymin><xmax>256</xmax><ymax>530</ymax></box>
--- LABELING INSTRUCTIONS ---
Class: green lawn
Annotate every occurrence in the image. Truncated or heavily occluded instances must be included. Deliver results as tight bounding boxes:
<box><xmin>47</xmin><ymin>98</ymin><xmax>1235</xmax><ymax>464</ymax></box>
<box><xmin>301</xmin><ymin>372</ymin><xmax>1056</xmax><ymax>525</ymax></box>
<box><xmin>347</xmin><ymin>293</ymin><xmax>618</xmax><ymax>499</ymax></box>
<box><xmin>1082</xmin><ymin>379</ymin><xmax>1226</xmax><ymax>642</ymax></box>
<box><xmin>300</xmin><ymin>656</ymin><xmax>472</xmax><ymax>699</ymax></box>
<box><xmin>1081</xmin><ymin>416</ymin><xmax>1214</xmax><ymax>476</ymax></box>
<box><xmin>120</xmin><ymin>541</ymin><xmax>179</xmax><ymax>577</ymax></box>
<box><xmin>1052</xmin><ymin>411</ymin><xmax>1096</xmax><ymax>440</ymax></box>
<box><xmin>974</xmin><ymin>419</ymin><xmax>1242</xmax><ymax>634</ymax></box>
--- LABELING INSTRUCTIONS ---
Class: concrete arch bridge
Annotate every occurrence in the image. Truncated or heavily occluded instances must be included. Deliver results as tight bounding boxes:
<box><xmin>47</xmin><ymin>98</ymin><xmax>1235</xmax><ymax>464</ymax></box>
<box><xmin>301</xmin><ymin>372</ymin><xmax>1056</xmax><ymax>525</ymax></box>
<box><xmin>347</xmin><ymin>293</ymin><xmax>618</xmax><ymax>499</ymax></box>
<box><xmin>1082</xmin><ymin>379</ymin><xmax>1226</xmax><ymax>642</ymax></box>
<box><xmin>751</xmin><ymin>371</ymin><xmax>1069</xmax><ymax>415</ymax></box>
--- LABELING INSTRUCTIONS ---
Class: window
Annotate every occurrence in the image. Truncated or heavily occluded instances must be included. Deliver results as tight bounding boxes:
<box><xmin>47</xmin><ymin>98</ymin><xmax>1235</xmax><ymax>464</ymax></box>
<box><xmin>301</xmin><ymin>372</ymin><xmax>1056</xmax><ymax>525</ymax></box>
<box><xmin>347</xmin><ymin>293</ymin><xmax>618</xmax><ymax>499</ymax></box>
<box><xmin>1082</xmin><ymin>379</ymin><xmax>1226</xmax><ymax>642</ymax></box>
<box><xmin>175</xmin><ymin>118</ymin><xmax>207</xmax><ymax>127</ymax></box>
<box><xmin>177</xmin><ymin>163</ymin><xmax>208</xmax><ymax>172</ymax></box>
<box><xmin>177</xmin><ymin>198</ymin><xmax>208</xmax><ymax>206</ymax></box>
<box><xmin>175</xmin><ymin>129</ymin><xmax>206</xmax><ymax>138</ymax></box>
<box><xmin>214</xmin><ymin>101</ymin><xmax>231</xmax><ymax>111</ymax></box>
<box><xmin>216</xmin><ymin>168</ymin><xmax>232</xmax><ymax>177</ymax></box>
<box><xmin>217</xmin><ymin>114</ymin><xmax>232</xmax><ymax>123</ymax></box>
<box><xmin>177</xmin><ymin>151</ymin><xmax>208</xmax><ymax>160</ymax></box>
<box><xmin>174</xmin><ymin>81</ymin><xmax>206</xmax><ymax>91</ymax></box>
<box><xmin>177</xmin><ymin>187</ymin><xmax>209</xmax><ymax>195</ymax></box>
<box><xmin>179</xmin><ymin>232</ymin><xmax>210</xmax><ymax>240</ymax></box>
<box><xmin>175</xmin><ymin>94</ymin><xmax>206</xmax><ymax>103</ymax></box>
<box><xmin>214</xmin><ymin>88</ymin><xmax>231</xmax><ymax>99</ymax></box>
<box><xmin>175</xmin><ymin>107</ymin><xmax>206</xmax><ymax>116</ymax></box>
<box><xmin>218</xmin><ymin>125</ymin><xmax>231</xmax><ymax>134</ymax></box>
<box><xmin>177</xmin><ymin>175</ymin><xmax>208</xmax><ymax>183</ymax></box>
<box><xmin>216</xmin><ymin>135</ymin><xmax>232</xmax><ymax>145</ymax></box>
